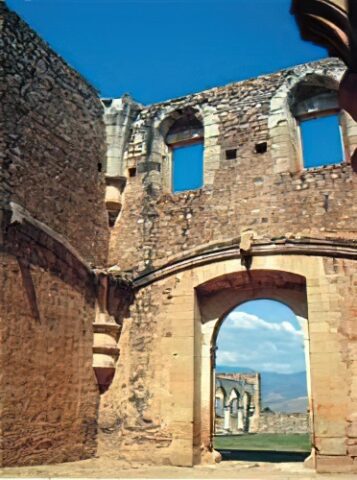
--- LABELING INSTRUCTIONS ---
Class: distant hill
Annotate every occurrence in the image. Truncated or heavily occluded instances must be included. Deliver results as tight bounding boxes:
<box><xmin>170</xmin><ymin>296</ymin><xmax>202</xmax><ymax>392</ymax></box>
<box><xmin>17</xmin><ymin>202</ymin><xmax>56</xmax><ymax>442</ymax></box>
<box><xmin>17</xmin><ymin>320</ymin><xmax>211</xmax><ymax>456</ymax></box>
<box><xmin>216</xmin><ymin>366</ymin><xmax>308</xmax><ymax>413</ymax></box>
<box><xmin>267</xmin><ymin>396</ymin><xmax>308</xmax><ymax>414</ymax></box>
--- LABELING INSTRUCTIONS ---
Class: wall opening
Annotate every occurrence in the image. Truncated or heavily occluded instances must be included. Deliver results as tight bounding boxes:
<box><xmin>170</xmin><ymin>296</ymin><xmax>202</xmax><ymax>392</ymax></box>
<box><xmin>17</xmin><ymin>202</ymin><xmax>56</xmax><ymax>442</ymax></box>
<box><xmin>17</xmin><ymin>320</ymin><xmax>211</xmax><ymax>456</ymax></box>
<box><xmin>299</xmin><ymin>114</ymin><xmax>344</xmax><ymax>168</ymax></box>
<box><xmin>171</xmin><ymin>142</ymin><xmax>204</xmax><ymax>192</ymax></box>
<box><xmin>225</xmin><ymin>148</ymin><xmax>237</xmax><ymax>160</ymax></box>
<box><xmin>194</xmin><ymin>269</ymin><xmax>315</xmax><ymax>467</ymax></box>
<box><xmin>212</xmin><ymin>299</ymin><xmax>312</xmax><ymax>463</ymax></box>
<box><xmin>255</xmin><ymin>142</ymin><xmax>267</xmax><ymax>154</ymax></box>
<box><xmin>128</xmin><ymin>167</ymin><xmax>137</xmax><ymax>177</ymax></box>
<box><xmin>164</xmin><ymin>108</ymin><xmax>204</xmax><ymax>193</ymax></box>
<box><xmin>289</xmin><ymin>82</ymin><xmax>346</xmax><ymax>169</ymax></box>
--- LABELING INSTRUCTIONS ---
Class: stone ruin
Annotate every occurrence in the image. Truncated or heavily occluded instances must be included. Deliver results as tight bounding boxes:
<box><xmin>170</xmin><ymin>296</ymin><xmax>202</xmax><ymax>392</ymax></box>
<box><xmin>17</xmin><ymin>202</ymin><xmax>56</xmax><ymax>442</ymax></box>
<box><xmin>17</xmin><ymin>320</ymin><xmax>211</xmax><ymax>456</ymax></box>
<box><xmin>215</xmin><ymin>373</ymin><xmax>260</xmax><ymax>434</ymax></box>
<box><xmin>0</xmin><ymin>0</ymin><xmax>357</xmax><ymax>474</ymax></box>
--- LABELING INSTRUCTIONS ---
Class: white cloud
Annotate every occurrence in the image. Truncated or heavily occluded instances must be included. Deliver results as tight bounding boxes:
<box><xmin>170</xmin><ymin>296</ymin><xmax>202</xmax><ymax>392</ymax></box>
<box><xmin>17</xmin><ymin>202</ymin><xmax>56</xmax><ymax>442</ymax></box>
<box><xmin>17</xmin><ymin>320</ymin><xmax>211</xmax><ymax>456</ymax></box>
<box><xmin>260</xmin><ymin>362</ymin><xmax>296</xmax><ymax>374</ymax></box>
<box><xmin>216</xmin><ymin>302</ymin><xmax>306</xmax><ymax>373</ymax></box>
<box><xmin>226</xmin><ymin>311</ymin><xmax>303</xmax><ymax>337</ymax></box>
<box><xmin>216</xmin><ymin>350</ymin><xmax>251</xmax><ymax>365</ymax></box>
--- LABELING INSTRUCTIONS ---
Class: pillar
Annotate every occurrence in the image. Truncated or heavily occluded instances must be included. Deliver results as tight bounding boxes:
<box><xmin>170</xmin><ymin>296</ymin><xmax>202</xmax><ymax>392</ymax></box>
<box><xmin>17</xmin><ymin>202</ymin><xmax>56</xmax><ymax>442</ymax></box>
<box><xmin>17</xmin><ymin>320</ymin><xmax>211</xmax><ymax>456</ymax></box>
<box><xmin>224</xmin><ymin>406</ymin><xmax>230</xmax><ymax>430</ymax></box>
<box><xmin>237</xmin><ymin>406</ymin><xmax>244</xmax><ymax>431</ymax></box>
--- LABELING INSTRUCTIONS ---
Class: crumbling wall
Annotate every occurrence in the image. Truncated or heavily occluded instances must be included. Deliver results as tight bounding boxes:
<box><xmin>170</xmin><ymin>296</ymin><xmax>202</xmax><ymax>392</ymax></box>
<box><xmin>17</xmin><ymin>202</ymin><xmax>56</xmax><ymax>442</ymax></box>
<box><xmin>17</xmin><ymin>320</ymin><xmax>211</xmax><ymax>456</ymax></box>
<box><xmin>1</xmin><ymin>2</ymin><xmax>109</xmax><ymax>266</ymax></box>
<box><xmin>108</xmin><ymin>58</ymin><xmax>355</xmax><ymax>274</ymax></box>
<box><xmin>101</xmin><ymin>57</ymin><xmax>357</xmax><ymax>472</ymax></box>
<box><xmin>0</xmin><ymin>2</ymin><xmax>110</xmax><ymax>466</ymax></box>
<box><xmin>258</xmin><ymin>412</ymin><xmax>310</xmax><ymax>434</ymax></box>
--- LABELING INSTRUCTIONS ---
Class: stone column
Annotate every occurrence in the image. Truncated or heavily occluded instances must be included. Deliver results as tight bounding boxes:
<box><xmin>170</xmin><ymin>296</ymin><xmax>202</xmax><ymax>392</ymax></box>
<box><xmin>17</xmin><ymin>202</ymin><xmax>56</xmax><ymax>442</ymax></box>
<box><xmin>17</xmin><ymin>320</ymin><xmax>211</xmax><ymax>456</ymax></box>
<box><xmin>249</xmin><ymin>405</ymin><xmax>259</xmax><ymax>433</ymax></box>
<box><xmin>224</xmin><ymin>406</ymin><xmax>231</xmax><ymax>431</ymax></box>
<box><xmin>237</xmin><ymin>406</ymin><xmax>244</xmax><ymax>431</ymax></box>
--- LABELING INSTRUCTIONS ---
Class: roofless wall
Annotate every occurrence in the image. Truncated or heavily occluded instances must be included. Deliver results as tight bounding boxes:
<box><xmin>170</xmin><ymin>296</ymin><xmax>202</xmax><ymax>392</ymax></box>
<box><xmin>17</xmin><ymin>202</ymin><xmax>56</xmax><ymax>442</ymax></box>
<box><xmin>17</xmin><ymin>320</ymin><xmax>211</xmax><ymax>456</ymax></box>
<box><xmin>99</xmin><ymin>58</ymin><xmax>357</xmax><ymax>473</ymax></box>
<box><xmin>0</xmin><ymin>2</ymin><xmax>109</xmax><ymax>466</ymax></box>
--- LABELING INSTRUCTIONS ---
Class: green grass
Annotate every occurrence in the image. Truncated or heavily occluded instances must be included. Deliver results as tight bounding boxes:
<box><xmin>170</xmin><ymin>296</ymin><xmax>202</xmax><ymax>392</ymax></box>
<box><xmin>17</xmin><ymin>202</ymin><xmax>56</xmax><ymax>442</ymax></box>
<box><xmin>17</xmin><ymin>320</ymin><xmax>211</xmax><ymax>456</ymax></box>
<box><xmin>213</xmin><ymin>433</ymin><xmax>311</xmax><ymax>452</ymax></box>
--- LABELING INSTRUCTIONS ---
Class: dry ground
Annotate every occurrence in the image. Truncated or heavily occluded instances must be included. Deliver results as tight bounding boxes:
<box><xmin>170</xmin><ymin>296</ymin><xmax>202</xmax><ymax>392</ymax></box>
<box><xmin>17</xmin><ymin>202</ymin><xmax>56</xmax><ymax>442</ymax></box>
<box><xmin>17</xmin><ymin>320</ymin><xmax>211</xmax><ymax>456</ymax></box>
<box><xmin>0</xmin><ymin>457</ymin><xmax>356</xmax><ymax>480</ymax></box>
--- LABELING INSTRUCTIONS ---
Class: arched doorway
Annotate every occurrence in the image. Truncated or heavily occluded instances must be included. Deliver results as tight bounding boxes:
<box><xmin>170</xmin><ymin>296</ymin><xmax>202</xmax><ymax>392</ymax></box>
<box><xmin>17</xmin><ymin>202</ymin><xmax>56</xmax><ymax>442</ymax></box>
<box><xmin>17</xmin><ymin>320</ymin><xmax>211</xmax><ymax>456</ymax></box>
<box><xmin>193</xmin><ymin>269</ymin><xmax>314</xmax><ymax>465</ymax></box>
<box><xmin>213</xmin><ymin>298</ymin><xmax>311</xmax><ymax>462</ymax></box>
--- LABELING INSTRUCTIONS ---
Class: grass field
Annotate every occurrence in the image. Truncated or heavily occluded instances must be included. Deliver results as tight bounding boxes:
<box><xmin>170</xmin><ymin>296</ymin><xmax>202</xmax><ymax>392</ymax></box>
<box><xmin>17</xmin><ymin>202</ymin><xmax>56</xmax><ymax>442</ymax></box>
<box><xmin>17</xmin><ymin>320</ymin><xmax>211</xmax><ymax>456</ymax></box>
<box><xmin>213</xmin><ymin>433</ymin><xmax>311</xmax><ymax>452</ymax></box>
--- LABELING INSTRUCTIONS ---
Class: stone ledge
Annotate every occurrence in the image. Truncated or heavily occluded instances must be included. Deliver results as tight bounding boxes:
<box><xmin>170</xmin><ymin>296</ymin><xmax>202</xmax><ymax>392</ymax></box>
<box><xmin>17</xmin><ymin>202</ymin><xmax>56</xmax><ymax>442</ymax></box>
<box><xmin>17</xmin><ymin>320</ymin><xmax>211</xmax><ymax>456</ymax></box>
<box><xmin>133</xmin><ymin>237</ymin><xmax>357</xmax><ymax>288</ymax></box>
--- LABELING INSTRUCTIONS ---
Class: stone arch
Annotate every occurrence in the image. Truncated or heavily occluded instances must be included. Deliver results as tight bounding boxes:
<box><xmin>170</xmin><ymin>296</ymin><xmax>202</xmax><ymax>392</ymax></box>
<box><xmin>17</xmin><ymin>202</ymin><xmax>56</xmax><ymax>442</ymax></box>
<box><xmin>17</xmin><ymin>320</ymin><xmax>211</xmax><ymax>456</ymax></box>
<box><xmin>143</xmin><ymin>103</ymin><xmax>220</xmax><ymax>193</ymax></box>
<box><xmin>228</xmin><ymin>387</ymin><xmax>239</xmax><ymax>402</ymax></box>
<box><xmin>194</xmin><ymin>268</ymin><xmax>311</xmax><ymax>463</ymax></box>
<box><xmin>214</xmin><ymin>385</ymin><xmax>226</xmax><ymax>417</ymax></box>
<box><xmin>201</xmin><ymin>269</ymin><xmax>308</xmax><ymax>340</ymax></box>
<box><xmin>268</xmin><ymin>62</ymin><xmax>357</xmax><ymax>173</ymax></box>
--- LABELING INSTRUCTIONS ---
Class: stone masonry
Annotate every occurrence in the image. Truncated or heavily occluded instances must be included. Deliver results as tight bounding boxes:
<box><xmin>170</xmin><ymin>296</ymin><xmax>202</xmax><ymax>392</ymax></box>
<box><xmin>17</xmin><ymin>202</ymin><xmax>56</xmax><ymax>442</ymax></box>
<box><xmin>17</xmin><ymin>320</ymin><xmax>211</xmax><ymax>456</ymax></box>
<box><xmin>258</xmin><ymin>412</ymin><xmax>310</xmax><ymax>434</ymax></box>
<box><xmin>98</xmin><ymin>58</ymin><xmax>357</xmax><ymax>473</ymax></box>
<box><xmin>0</xmin><ymin>2</ymin><xmax>132</xmax><ymax>467</ymax></box>
<box><xmin>215</xmin><ymin>373</ymin><xmax>260</xmax><ymax>434</ymax></box>
<box><xmin>1</xmin><ymin>0</ymin><xmax>357</xmax><ymax>475</ymax></box>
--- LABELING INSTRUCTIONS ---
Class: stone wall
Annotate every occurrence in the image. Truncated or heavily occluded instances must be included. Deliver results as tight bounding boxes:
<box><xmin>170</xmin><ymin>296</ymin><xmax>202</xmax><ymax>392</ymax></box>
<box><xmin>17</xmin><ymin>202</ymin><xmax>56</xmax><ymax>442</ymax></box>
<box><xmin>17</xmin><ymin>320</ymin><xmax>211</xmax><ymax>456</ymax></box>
<box><xmin>97</xmin><ymin>56</ymin><xmax>357</xmax><ymax>473</ymax></box>
<box><xmin>258</xmin><ymin>412</ymin><xmax>309</xmax><ymax>434</ymax></box>
<box><xmin>1</xmin><ymin>2</ymin><xmax>109</xmax><ymax>266</ymax></box>
<box><xmin>0</xmin><ymin>2</ymin><xmax>110</xmax><ymax>466</ymax></box>
<box><xmin>106</xmin><ymin>58</ymin><xmax>355</xmax><ymax>275</ymax></box>
<box><xmin>0</xmin><ymin>253</ymin><xmax>98</xmax><ymax>466</ymax></box>
<box><xmin>98</xmin><ymin>256</ymin><xmax>357</xmax><ymax>473</ymax></box>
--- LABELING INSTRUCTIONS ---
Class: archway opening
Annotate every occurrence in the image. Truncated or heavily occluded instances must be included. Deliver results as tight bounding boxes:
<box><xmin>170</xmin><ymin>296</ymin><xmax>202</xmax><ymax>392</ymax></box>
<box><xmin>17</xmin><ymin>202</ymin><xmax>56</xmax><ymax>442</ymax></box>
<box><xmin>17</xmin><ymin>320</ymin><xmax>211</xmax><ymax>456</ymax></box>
<box><xmin>212</xmin><ymin>299</ymin><xmax>312</xmax><ymax>463</ymax></box>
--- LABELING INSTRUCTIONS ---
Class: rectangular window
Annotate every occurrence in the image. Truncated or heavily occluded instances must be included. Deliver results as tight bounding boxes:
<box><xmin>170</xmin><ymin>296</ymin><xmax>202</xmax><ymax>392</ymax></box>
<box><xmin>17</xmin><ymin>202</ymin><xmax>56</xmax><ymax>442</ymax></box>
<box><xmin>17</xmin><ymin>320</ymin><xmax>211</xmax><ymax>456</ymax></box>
<box><xmin>300</xmin><ymin>114</ymin><xmax>344</xmax><ymax>169</ymax></box>
<box><xmin>172</xmin><ymin>142</ymin><xmax>203</xmax><ymax>193</ymax></box>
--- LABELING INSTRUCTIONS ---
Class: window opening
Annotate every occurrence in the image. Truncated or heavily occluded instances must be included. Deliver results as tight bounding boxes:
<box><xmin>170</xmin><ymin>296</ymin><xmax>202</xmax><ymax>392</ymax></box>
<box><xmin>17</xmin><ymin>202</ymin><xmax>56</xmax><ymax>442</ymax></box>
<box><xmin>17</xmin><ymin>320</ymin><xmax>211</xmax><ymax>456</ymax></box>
<box><xmin>165</xmin><ymin>108</ymin><xmax>204</xmax><ymax>193</ymax></box>
<box><xmin>255</xmin><ymin>142</ymin><xmax>267</xmax><ymax>154</ymax></box>
<box><xmin>290</xmin><ymin>85</ymin><xmax>344</xmax><ymax>169</ymax></box>
<box><xmin>299</xmin><ymin>113</ymin><xmax>344</xmax><ymax>168</ymax></box>
<box><xmin>128</xmin><ymin>167</ymin><xmax>137</xmax><ymax>177</ymax></box>
<box><xmin>225</xmin><ymin>149</ymin><xmax>237</xmax><ymax>160</ymax></box>
<box><xmin>172</xmin><ymin>142</ymin><xmax>204</xmax><ymax>193</ymax></box>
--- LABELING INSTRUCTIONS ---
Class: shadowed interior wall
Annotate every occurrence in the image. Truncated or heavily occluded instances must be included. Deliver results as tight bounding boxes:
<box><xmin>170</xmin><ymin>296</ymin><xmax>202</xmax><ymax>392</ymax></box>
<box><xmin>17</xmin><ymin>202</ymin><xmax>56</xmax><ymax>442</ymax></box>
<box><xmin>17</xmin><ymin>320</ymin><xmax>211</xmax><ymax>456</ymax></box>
<box><xmin>0</xmin><ymin>2</ymin><xmax>109</xmax><ymax>466</ymax></box>
<box><xmin>0</xmin><ymin>254</ymin><xmax>98</xmax><ymax>466</ymax></box>
<box><xmin>1</xmin><ymin>2</ymin><xmax>109</xmax><ymax>266</ymax></box>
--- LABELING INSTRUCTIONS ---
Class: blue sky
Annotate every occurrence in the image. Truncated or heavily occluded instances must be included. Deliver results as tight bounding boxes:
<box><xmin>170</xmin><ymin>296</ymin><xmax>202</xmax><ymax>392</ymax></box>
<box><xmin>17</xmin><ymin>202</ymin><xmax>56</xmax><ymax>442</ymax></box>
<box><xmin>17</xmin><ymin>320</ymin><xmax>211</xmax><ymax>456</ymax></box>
<box><xmin>216</xmin><ymin>300</ymin><xmax>306</xmax><ymax>374</ymax></box>
<box><xmin>173</xmin><ymin>143</ymin><xmax>203</xmax><ymax>191</ymax></box>
<box><xmin>7</xmin><ymin>0</ymin><xmax>327</xmax><ymax>104</ymax></box>
<box><xmin>301</xmin><ymin>114</ymin><xmax>344</xmax><ymax>168</ymax></box>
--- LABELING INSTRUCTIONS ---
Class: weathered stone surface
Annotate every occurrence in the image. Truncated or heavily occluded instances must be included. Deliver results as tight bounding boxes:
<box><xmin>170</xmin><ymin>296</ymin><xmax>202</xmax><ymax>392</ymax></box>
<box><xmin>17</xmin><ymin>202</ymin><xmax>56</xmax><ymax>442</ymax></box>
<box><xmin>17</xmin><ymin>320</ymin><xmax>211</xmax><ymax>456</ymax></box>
<box><xmin>1</xmin><ymin>0</ymin><xmax>357</xmax><ymax>475</ymax></box>
<box><xmin>1</xmin><ymin>2</ymin><xmax>109</xmax><ymax>267</ymax></box>
<box><xmin>258</xmin><ymin>412</ymin><xmax>310</xmax><ymax>434</ymax></box>
<box><xmin>0</xmin><ymin>253</ymin><xmax>99</xmax><ymax>466</ymax></box>
<box><xmin>0</xmin><ymin>2</ymin><xmax>110</xmax><ymax>467</ymax></box>
<box><xmin>96</xmin><ymin>57</ymin><xmax>357</xmax><ymax>471</ymax></box>
<box><xmin>107</xmin><ymin>58</ymin><xmax>356</xmax><ymax>274</ymax></box>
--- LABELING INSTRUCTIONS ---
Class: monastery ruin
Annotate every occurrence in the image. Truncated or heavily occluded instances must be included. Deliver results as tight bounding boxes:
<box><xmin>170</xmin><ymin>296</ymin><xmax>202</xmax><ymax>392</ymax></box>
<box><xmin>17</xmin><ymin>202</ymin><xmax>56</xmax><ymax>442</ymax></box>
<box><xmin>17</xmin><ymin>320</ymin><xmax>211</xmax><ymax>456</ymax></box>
<box><xmin>214</xmin><ymin>373</ymin><xmax>260</xmax><ymax>434</ymax></box>
<box><xmin>0</xmin><ymin>0</ymin><xmax>356</xmax><ymax>474</ymax></box>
